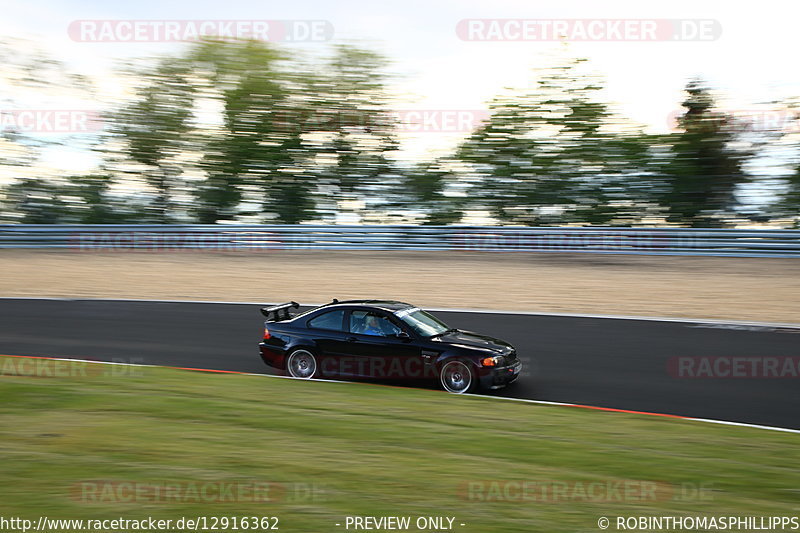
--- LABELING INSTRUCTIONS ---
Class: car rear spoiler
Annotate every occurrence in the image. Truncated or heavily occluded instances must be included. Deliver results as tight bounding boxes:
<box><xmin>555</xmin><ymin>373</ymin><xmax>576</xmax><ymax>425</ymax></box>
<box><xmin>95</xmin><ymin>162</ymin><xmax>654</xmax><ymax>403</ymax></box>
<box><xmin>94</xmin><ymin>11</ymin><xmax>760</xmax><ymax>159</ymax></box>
<box><xmin>260</xmin><ymin>301</ymin><xmax>300</xmax><ymax>322</ymax></box>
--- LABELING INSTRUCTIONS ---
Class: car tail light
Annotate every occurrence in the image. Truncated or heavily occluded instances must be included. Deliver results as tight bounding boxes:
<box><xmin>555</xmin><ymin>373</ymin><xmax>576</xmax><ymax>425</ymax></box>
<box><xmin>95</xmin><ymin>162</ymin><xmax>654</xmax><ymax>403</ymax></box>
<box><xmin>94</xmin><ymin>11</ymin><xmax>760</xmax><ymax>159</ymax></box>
<box><xmin>263</xmin><ymin>327</ymin><xmax>271</xmax><ymax>340</ymax></box>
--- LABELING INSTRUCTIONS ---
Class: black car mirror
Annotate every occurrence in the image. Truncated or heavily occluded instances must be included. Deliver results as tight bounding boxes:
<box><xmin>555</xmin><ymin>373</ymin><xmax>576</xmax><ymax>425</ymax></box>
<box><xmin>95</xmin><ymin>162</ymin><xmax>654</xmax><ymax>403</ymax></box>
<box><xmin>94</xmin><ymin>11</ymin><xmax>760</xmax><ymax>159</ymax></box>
<box><xmin>395</xmin><ymin>331</ymin><xmax>411</xmax><ymax>341</ymax></box>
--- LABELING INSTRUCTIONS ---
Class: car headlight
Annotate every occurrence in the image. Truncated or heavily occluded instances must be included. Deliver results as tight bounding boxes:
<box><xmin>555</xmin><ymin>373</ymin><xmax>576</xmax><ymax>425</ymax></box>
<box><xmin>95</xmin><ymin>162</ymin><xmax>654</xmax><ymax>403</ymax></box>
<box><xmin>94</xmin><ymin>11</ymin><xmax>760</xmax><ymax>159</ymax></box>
<box><xmin>480</xmin><ymin>355</ymin><xmax>504</xmax><ymax>367</ymax></box>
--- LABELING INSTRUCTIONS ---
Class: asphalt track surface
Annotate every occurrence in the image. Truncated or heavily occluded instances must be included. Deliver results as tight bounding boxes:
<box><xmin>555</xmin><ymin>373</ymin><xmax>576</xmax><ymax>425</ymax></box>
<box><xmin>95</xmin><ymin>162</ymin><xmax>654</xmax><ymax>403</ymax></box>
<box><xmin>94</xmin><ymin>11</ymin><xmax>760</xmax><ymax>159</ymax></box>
<box><xmin>1</xmin><ymin>299</ymin><xmax>798</xmax><ymax>429</ymax></box>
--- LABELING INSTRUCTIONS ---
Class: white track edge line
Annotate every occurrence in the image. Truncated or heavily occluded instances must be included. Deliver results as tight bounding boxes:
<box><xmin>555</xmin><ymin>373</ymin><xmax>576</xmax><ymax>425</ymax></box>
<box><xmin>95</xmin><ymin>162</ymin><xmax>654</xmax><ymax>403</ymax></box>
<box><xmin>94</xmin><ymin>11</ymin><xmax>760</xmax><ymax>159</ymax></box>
<box><xmin>463</xmin><ymin>394</ymin><xmax>800</xmax><ymax>435</ymax></box>
<box><xmin>2</xmin><ymin>296</ymin><xmax>799</xmax><ymax>329</ymax></box>
<box><xmin>4</xmin><ymin>354</ymin><xmax>799</xmax><ymax>435</ymax></box>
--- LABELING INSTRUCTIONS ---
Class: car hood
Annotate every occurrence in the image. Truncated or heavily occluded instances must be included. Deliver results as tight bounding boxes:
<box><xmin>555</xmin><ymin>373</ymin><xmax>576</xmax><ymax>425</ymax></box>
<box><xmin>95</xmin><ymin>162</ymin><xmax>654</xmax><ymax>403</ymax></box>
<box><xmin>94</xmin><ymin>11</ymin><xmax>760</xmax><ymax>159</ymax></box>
<box><xmin>431</xmin><ymin>329</ymin><xmax>514</xmax><ymax>354</ymax></box>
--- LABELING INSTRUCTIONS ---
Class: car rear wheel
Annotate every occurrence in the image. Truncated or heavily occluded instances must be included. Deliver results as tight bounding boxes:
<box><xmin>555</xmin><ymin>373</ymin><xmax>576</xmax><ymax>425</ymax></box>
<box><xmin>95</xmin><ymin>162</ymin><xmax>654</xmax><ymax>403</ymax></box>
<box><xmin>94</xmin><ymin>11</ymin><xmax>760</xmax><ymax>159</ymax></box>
<box><xmin>286</xmin><ymin>349</ymin><xmax>317</xmax><ymax>379</ymax></box>
<box><xmin>440</xmin><ymin>360</ymin><xmax>475</xmax><ymax>394</ymax></box>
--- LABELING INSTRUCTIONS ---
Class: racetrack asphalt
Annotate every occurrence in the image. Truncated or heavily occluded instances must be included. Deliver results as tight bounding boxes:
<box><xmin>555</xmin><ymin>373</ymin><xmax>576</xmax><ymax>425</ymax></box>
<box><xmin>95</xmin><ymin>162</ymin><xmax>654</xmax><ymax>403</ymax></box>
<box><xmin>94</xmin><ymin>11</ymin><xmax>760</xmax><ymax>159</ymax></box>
<box><xmin>1</xmin><ymin>298</ymin><xmax>797</xmax><ymax>429</ymax></box>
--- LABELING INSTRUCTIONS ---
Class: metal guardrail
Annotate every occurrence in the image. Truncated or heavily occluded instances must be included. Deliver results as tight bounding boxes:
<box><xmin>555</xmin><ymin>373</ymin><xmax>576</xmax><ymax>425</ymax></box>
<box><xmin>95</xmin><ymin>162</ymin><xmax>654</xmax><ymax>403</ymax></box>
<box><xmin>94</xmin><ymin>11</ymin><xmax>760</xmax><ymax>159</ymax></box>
<box><xmin>0</xmin><ymin>224</ymin><xmax>799</xmax><ymax>257</ymax></box>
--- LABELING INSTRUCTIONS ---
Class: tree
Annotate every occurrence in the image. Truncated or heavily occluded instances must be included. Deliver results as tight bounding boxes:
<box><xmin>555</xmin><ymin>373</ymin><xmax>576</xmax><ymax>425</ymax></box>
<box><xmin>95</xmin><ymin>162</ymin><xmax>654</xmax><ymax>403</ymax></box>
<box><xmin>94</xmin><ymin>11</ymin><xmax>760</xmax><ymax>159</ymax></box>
<box><xmin>104</xmin><ymin>40</ymin><xmax>400</xmax><ymax>224</ymax></box>
<box><xmin>775</xmin><ymin>166</ymin><xmax>800</xmax><ymax>226</ymax></box>
<box><xmin>0</xmin><ymin>39</ymin><xmax>98</xmax><ymax>222</ymax></box>
<box><xmin>659</xmin><ymin>79</ymin><xmax>753</xmax><ymax>227</ymax></box>
<box><xmin>66</xmin><ymin>174</ymin><xmax>129</xmax><ymax>223</ymax></box>
<box><xmin>300</xmin><ymin>45</ymin><xmax>400</xmax><ymax>222</ymax></box>
<box><xmin>106</xmin><ymin>58</ymin><xmax>195</xmax><ymax>222</ymax></box>
<box><xmin>187</xmin><ymin>39</ymin><xmax>320</xmax><ymax>223</ymax></box>
<box><xmin>457</xmin><ymin>57</ymin><xmax>652</xmax><ymax>226</ymax></box>
<box><xmin>2</xmin><ymin>173</ymin><xmax>149</xmax><ymax>224</ymax></box>
<box><xmin>396</xmin><ymin>161</ymin><xmax>464</xmax><ymax>224</ymax></box>
<box><xmin>2</xmin><ymin>178</ymin><xmax>68</xmax><ymax>223</ymax></box>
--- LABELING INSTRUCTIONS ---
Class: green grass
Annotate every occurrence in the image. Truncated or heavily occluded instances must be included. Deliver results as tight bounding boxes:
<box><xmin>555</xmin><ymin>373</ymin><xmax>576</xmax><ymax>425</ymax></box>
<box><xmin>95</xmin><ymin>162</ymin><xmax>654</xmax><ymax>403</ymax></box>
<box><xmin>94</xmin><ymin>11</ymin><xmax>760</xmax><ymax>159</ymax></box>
<box><xmin>0</xmin><ymin>356</ymin><xmax>797</xmax><ymax>532</ymax></box>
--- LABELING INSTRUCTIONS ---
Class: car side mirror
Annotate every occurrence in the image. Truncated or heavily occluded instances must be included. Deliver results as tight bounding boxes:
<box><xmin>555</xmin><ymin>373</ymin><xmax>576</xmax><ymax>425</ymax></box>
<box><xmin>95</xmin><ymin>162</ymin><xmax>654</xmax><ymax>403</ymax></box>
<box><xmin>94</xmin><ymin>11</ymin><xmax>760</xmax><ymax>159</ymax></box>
<box><xmin>395</xmin><ymin>331</ymin><xmax>411</xmax><ymax>341</ymax></box>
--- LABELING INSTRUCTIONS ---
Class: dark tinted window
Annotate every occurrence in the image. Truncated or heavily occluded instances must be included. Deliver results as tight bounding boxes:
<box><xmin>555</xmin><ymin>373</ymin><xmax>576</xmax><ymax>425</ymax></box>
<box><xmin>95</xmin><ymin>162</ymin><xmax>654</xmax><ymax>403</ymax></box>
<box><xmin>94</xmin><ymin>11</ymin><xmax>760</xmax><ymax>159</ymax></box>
<box><xmin>308</xmin><ymin>310</ymin><xmax>345</xmax><ymax>331</ymax></box>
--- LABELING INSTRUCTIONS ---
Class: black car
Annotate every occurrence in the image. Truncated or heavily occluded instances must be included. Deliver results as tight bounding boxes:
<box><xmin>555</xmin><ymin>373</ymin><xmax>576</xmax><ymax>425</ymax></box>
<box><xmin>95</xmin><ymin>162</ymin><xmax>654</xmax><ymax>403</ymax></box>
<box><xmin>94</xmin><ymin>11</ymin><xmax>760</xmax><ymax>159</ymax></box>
<box><xmin>258</xmin><ymin>299</ymin><xmax>522</xmax><ymax>394</ymax></box>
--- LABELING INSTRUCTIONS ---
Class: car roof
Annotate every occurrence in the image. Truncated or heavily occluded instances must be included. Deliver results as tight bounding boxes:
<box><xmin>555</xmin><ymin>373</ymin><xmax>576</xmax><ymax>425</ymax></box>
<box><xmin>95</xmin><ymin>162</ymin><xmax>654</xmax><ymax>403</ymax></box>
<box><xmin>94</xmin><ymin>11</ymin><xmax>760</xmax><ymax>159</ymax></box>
<box><xmin>321</xmin><ymin>299</ymin><xmax>415</xmax><ymax>312</ymax></box>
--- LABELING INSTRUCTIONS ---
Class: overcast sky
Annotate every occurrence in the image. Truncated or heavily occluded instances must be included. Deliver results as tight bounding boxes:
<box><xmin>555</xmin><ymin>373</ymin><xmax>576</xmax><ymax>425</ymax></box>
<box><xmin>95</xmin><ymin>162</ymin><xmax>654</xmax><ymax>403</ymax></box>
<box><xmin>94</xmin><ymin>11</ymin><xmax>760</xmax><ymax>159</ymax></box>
<box><xmin>2</xmin><ymin>0</ymin><xmax>798</xmax><ymax>172</ymax></box>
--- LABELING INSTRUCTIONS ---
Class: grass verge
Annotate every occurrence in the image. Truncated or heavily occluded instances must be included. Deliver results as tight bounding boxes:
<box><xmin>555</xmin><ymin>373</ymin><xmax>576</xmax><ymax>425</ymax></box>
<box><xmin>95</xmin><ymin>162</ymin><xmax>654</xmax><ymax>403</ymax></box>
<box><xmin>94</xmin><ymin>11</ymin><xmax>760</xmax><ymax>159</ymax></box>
<box><xmin>0</xmin><ymin>356</ymin><xmax>797</xmax><ymax>532</ymax></box>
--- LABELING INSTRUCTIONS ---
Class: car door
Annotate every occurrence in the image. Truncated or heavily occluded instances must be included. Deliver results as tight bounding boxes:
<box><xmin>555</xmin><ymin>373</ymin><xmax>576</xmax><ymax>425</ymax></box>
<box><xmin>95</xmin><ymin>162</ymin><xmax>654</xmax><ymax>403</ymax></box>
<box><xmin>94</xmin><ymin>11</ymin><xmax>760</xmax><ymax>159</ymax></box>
<box><xmin>304</xmin><ymin>309</ymin><xmax>351</xmax><ymax>377</ymax></box>
<box><xmin>346</xmin><ymin>309</ymin><xmax>424</xmax><ymax>381</ymax></box>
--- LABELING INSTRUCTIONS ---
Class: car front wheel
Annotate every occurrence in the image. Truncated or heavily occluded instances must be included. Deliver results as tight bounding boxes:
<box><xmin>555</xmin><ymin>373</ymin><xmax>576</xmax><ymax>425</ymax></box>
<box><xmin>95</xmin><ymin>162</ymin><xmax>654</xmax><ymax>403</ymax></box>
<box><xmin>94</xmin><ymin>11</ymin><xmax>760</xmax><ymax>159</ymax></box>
<box><xmin>286</xmin><ymin>349</ymin><xmax>317</xmax><ymax>379</ymax></box>
<box><xmin>440</xmin><ymin>360</ymin><xmax>475</xmax><ymax>394</ymax></box>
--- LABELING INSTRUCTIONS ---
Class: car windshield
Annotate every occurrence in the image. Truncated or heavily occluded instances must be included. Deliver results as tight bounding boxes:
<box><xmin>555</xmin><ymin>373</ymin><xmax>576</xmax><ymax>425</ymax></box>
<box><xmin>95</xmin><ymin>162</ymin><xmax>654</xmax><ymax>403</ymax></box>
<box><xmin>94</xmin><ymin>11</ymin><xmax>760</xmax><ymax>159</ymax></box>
<box><xmin>395</xmin><ymin>308</ymin><xmax>450</xmax><ymax>337</ymax></box>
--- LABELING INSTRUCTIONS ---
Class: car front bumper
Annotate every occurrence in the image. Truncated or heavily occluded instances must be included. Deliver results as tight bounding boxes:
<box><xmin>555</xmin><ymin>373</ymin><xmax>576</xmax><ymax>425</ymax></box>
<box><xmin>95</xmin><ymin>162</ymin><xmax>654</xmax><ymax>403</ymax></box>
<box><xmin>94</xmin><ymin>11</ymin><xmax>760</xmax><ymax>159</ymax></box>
<box><xmin>480</xmin><ymin>359</ymin><xmax>522</xmax><ymax>390</ymax></box>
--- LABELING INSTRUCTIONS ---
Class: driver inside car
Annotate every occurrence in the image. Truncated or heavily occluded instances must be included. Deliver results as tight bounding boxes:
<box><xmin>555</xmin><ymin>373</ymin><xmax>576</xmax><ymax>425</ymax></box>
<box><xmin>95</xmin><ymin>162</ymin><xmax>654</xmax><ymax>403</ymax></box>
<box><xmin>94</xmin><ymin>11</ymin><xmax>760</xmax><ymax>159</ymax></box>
<box><xmin>362</xmin><ymin>315</ymin><xmax>386</xmax><ymax>336</ymax></box>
